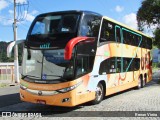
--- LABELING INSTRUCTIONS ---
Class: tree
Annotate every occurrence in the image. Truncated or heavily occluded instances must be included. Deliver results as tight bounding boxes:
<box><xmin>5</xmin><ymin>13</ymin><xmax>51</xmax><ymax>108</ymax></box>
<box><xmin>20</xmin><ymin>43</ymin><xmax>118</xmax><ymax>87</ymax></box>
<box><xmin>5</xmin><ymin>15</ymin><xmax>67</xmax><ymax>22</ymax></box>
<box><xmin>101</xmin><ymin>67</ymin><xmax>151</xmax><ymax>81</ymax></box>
<box><xmin>0</xmin><ymin>41</ymin><xmax>22</xmax><ymax>63</ymax></box>
<box><xmin>137</xmin><ymin>0</ymin><xmax>160</xmax><ymax>48</ymax></box>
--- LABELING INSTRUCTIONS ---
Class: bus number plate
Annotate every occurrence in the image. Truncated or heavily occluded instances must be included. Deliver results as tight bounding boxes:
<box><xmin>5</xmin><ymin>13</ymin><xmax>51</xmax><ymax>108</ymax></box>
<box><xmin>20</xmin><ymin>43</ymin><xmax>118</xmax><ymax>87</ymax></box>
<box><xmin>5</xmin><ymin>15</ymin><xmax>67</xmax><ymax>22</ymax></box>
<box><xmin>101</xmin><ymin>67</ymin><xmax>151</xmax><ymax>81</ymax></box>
<box><xmin>37</xmin><ymin>100</ymin><xmax>46</xmax><ymax>104</ymax></box>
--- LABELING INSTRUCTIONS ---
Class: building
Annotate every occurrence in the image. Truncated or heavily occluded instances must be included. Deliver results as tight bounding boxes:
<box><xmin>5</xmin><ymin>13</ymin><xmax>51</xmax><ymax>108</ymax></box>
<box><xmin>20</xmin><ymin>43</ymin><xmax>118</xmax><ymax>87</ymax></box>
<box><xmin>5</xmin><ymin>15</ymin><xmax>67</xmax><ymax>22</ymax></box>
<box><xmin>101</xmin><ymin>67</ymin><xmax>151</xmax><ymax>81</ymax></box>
<box><xmin>0</xmin><ymin>63</ymin><xmax>14</xmax><ymax>81</ymax></box>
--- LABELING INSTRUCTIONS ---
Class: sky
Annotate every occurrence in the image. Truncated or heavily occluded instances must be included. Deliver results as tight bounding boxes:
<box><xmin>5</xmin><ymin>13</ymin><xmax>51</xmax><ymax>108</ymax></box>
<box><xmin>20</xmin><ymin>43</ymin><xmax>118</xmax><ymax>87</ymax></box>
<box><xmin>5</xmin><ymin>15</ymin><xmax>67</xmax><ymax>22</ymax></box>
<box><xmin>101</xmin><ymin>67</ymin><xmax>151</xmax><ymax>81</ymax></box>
<box><xmin>0</xmin><ymin>0</ymin><xmax>151</xmax><ymax>42</ymax></box>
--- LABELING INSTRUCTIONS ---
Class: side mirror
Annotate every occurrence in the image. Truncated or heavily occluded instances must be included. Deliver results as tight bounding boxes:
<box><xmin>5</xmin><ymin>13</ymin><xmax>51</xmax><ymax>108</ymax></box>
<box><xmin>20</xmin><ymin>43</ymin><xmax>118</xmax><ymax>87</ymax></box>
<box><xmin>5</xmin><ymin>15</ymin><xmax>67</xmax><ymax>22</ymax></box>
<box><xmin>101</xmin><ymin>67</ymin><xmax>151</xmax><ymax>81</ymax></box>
<box><xmin>27</xmin><ymin>49</ymin><xmax>31</xmax><ymax>60</ymax></box>
<box><xmin>7</xmin><ymin>39</ymin><xmax>25</xmax><ymax>57</ymax></box>
<box><xmin>64</xmin><ymin>37</ymin><xmax>94</xmax><ymax>60</ymax></box>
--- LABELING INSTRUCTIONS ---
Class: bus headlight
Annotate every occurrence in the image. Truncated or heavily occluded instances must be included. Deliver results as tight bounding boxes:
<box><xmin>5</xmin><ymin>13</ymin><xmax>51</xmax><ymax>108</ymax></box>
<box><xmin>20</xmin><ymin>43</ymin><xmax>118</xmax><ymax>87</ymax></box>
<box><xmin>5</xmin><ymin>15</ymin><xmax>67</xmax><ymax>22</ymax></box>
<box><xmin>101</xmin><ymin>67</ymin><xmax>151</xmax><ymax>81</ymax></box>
<box><xmin>57</xmin><ymin>81</ymin><xmax>82</xmax><ymax>93</ymax></box>
<box><xmin>20</xmin><ymin>84</ymin><xmax>27</xmax><ymax>90</ymax></box>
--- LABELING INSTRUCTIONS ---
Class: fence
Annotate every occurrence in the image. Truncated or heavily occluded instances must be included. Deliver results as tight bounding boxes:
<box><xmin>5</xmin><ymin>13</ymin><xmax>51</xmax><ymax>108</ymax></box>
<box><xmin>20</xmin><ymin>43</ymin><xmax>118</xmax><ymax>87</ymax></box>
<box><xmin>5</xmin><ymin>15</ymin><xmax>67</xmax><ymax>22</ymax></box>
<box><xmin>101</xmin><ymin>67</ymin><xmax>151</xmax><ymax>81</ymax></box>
<box><xmin>0</xmin><ymin>63</ymin><xmax>14</xmax><ymax>82</ymax></box>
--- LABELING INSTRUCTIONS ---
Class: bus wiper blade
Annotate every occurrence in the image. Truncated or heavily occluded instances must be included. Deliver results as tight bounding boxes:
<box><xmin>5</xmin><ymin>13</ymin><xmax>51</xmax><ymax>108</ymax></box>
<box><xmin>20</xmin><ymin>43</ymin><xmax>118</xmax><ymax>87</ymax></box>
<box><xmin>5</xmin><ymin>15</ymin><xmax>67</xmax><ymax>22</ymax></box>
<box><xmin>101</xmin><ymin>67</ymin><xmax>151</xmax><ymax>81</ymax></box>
<box><xmin>21</xmin><ymin>75</ymin><xmax>40</xmax><ymax>79</ymax></box>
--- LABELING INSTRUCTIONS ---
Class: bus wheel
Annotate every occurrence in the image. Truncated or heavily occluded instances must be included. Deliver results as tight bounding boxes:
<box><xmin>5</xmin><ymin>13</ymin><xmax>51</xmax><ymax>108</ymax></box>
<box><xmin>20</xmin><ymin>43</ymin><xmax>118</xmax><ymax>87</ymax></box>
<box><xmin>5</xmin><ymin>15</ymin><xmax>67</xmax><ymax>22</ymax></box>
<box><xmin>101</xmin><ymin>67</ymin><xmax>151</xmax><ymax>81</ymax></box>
<box><xmin>143</xmin><ymin>75</ymin><xmax>147</xmax><ymax>87</ymax></box>
<box><xmin>92</xmin><ymin>83</ymin><xmax>104</xmax><ymax>104</ymax></box>
<box><xmin>137</xmin><ymin>76</ymin><xmax>143</xmax><ymax>89</ymax></box>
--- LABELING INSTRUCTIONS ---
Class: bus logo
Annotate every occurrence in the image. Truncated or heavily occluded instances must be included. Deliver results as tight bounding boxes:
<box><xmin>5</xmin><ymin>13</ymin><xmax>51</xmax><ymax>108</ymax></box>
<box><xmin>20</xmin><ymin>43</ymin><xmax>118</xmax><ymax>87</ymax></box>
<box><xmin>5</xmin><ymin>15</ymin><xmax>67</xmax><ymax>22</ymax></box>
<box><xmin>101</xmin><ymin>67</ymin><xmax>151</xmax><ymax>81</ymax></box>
<box><xmin>38</xmin><ymin>91</ymin><xmax>42</xmax><ymax>96</ymax></box>
<box><xmin>40</xmin><ymin>43</ymin><xmax>50</xmax><ymax>49</ymax></box>
<box><xmin>42</xmin><ymin>74</ymin><xmax>47</xmax><ymax>80</ymax></box>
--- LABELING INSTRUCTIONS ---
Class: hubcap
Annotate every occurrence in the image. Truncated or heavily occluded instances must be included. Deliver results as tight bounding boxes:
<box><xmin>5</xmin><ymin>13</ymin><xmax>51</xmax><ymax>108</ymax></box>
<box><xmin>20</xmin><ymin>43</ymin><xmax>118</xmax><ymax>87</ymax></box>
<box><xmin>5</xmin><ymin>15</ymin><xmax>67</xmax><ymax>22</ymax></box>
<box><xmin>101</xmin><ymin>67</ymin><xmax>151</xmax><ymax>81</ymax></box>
<box><xmin>143</xmin><ymin>78</ymin><xmax>146</xmax><ymax>86</ymax></box>
<box><xmin>138</xmin><ymin>78</ymin><xmax>141</xmax><ymax>88</ymax></box>
<box><xmin>96</xmin><ymin>86</ymin><xmax>102</xmax><ymax>101</ymax></box>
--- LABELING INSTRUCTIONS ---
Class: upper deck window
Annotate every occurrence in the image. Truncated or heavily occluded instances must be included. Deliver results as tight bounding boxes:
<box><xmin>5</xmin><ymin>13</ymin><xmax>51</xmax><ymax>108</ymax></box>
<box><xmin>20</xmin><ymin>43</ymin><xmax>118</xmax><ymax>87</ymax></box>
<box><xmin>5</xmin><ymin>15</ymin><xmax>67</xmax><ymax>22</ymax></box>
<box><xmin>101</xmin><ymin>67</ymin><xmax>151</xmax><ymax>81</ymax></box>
<box><xmin>79</xmin><ymin>14</ymin><xmax>101</xmax><ymax>37</ymax></box>
<box><xmin>100</xmin><ymin>19</ymin><xmax>115</xmax><ymax>43</ymax></box>
<box><xmin>30</xmin><ymin>14</ymin><xmax>80</xmax><ymax>35</ymax></box>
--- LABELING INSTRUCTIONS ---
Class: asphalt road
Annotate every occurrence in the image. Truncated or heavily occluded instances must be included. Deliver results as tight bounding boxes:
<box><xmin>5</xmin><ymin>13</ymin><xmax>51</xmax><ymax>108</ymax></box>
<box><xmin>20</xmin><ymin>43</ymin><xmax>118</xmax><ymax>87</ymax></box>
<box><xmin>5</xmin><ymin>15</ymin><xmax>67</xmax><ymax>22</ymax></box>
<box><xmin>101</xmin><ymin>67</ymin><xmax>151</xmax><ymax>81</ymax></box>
<box><xmin>0</xmin><ymin>86</ymin><xmax>21</xmax><ymax>108</ymax></box>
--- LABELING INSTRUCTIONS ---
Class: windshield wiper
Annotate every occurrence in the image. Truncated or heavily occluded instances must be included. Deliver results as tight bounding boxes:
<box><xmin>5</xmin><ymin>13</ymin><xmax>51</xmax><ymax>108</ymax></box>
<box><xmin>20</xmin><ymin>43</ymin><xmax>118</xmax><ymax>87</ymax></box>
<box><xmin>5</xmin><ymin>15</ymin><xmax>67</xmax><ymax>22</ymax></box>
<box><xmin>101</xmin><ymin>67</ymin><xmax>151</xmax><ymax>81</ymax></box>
<box><xmin>21</xmin><ymin>75</ymin><xmax>40</xmax><ymax>79</ymax></box>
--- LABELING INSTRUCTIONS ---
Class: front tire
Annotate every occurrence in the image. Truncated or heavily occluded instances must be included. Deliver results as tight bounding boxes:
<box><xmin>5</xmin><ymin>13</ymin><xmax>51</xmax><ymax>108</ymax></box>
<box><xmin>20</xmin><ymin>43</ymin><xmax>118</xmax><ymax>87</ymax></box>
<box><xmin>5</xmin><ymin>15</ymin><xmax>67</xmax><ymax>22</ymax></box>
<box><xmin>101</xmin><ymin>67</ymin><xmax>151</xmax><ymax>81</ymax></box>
<box><xmin>92</xmin><ymin>83</ymin><xmax>104</xmax><ymax>104</ymax></box>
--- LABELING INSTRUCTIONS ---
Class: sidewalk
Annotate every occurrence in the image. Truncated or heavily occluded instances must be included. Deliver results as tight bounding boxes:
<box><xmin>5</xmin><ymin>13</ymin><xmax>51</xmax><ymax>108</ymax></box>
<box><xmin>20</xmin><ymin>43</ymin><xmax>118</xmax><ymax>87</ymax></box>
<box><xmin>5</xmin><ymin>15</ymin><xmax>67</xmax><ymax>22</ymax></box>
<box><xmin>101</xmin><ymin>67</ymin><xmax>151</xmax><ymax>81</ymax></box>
<box><xmin>0</xmin><ymin>80</ymin><xmax>18</xmax><ymax>88</ymax></box>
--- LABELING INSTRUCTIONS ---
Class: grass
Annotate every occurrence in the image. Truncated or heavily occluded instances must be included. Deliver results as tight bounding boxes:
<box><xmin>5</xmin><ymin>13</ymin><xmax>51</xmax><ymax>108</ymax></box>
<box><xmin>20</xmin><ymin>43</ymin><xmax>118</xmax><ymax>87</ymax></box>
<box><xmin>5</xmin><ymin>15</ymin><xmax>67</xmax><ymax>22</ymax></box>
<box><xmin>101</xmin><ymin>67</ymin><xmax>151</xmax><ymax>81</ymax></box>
<box><xmin>0</xmin><ymin>83</ymin><xmax>8</xmax><ymax>88</ymax></box>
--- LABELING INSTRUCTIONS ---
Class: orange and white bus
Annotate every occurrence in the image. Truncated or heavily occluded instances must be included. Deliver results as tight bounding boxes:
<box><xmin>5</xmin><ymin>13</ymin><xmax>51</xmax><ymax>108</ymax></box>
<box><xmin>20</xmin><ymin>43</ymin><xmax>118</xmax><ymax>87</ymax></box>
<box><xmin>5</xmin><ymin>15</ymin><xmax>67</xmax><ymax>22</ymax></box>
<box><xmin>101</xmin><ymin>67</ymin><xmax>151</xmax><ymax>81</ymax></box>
<box><xmin>8</xmin><ymin>10</ymin><xmax>152</xmax><ymax>107</ymax></box>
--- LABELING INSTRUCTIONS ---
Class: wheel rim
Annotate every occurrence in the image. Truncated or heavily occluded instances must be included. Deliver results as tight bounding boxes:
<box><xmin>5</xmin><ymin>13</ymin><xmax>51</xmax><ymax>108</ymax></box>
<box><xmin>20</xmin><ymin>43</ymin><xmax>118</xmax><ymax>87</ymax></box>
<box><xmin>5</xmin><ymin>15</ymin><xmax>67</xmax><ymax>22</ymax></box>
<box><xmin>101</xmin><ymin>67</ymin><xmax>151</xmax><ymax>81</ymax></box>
<box><xmin>96</xmin><ymin>85</ymin><xmax>103</xmax><ymax>101</ymax></box>
<box><xmin>138</xmin><ymin>78</ymin><xmax>141</xmax><ymax>88</ymax></box>
<box><xmin>143</xmin><ymin>78</ymin><xmax>146</xmax><ymax>86</ymax></box>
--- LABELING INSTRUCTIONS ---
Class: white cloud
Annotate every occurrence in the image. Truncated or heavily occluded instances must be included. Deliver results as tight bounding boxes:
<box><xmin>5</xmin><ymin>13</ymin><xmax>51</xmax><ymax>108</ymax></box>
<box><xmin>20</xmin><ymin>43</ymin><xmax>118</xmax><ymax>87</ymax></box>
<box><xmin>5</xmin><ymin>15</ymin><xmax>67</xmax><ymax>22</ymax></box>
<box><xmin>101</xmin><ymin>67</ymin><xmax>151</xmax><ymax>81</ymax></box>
<box><xmin>2</xmin><ymin>19</ymin><xmax>13</xmax><ymax>25</ymax></box>
<box><xmin>9</xmin><ymin>10</ymin><xmax>14</xmax><ymax>14</ymax></box>
<box><xmin>115</xmin><ymin>5</ymin><xmax>124</xmax><ymax>12</ymax></box>
<box><xmin>0</xmin><ymin>9</ymin><xmax>38</xmax><ymax>26</ymax></box>
<box><xmin>0</xmin><ymin>0</ymin><xmax>9</xmax><ymax>11</ymax></box>
<box><xmin>0</xmin><ymin>16</ymin><xmax>13</xmax><ymax>25</ymax></box>
<box><xmin>31</xmin><ymin>10</ymin><xmax>39</xmax><ymax>15</ymax></box>
<box><xmin>0</xmin><ymin>9</ymin><xmax>14</xmax><ymax>26</ymax></box>
<box><xmin>123</xmin><ymin>13</ymin><xmax>137</xmax><ymax>30</ymax></box>
<box><xmin>122</xmin><ymin>13</ymin><xmax>157</xmax><ymax>37</ymax></box>
<box><xmin>24</xmin><ymin>10</ymin><xmax>38</xmax><ymax>22</ymax></box>
<box><xmin>142</xmin><ymin>24</ymin><xmax>157</xmax><ymax>37</ymax></box>
<box><xmin>26</xmin><ymin>13</ymin><xmax>35</xmax><ymax>22</ymax></box>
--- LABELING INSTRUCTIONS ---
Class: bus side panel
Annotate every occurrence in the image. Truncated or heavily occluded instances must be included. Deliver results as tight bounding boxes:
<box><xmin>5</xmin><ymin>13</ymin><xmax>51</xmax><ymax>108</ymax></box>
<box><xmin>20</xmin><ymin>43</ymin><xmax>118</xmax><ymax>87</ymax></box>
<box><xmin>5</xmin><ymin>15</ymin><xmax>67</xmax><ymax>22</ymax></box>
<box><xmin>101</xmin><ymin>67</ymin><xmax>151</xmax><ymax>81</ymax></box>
<box><xmin>74</xmin><ymin>74</ymin><xmax>96</xmax><ymax>105</ymax></box>
<box><xmin>95</xmin><ymin>43</ymin><xmax>152</xmax><ymax>96</ymax></box>
<box><xmin>105</xmin><ymin>71</ymin><xmax>139</xmax><ymax>96</ymax></box>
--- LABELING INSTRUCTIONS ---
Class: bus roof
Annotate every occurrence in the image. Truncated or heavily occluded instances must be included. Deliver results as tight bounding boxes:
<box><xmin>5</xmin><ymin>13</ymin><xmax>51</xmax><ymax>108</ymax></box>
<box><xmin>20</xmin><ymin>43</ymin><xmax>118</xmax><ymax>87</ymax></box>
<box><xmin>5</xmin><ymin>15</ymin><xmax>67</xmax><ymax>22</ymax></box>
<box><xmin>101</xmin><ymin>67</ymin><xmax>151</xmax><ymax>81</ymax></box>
<box><xmin>103</xmin><ymin>16</ymin><xmax>152</xmax><ymax>39</ymax></box>
<box><xmin>37</xmin><ymin>10</ymin><xmax>102</xmax><ymax>18</ymax></box>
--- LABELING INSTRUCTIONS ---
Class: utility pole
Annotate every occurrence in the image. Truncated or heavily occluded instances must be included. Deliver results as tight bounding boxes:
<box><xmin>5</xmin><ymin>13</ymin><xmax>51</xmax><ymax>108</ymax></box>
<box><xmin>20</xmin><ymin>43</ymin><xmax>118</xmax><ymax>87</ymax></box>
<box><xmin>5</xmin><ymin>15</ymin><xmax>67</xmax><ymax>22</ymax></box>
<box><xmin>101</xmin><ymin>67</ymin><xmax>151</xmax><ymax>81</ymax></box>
<box><xmin>13</xmin><ymin>0</ymin><xmax>19</xmax><ymax>83</ymax></box>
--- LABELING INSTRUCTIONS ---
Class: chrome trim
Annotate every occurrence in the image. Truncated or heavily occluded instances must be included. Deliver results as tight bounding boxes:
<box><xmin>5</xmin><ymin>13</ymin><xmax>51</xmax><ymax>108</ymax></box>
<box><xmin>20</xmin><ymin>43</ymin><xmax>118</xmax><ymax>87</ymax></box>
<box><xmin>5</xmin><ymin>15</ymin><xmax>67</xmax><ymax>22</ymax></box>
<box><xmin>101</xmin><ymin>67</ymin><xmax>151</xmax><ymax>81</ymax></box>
<box><xmin>25</xmin><ymin>89</ymin><xmax>59</xmax><ymax>96</ymax></box>
<box><xmin>20</xmin><ymin>80</ymin><xmax>83</xmax><ymax>96</ymax></box>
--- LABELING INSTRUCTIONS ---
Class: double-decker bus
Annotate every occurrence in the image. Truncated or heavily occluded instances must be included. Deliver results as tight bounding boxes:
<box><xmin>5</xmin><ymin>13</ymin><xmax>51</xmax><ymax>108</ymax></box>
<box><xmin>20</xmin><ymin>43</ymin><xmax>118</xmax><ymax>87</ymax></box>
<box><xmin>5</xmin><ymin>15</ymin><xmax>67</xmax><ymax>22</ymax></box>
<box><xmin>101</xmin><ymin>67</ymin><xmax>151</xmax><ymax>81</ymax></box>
<box><xmin>7</xmin><ymin>10</ymin><xmax>152</xmax><ymax>107</ymax></box>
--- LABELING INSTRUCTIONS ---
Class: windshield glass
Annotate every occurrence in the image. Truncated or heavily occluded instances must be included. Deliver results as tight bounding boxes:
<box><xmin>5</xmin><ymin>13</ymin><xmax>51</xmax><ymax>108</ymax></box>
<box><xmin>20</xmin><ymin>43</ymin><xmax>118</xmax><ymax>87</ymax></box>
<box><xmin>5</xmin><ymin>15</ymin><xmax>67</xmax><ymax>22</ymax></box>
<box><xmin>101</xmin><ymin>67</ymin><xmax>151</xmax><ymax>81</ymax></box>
<box><xmin>22</xmin><ymin>48</ymin><xmax>75</xmax><ymax>83</ymax></box>
<box><xmin>30</xmin><ymin>14</ymin><xmax>80</xmax><ymax>35</ymax></box>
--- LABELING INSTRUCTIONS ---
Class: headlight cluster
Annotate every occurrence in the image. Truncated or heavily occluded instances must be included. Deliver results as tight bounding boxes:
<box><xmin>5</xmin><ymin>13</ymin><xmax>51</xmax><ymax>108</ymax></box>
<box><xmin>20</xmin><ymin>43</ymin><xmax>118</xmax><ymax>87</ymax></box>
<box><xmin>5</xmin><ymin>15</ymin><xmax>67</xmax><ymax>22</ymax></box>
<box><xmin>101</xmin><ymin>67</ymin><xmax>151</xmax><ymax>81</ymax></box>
<box><xmin>20</xmin><ymin>81</ymin><xmax>83</xmax><ymax>95</ymax></box>
<box><xmin>20</xmin><ymin>84</ymin><xmax>27</xmax><ymax>90</ymax></box>
<box><xmin>57</xmin><ymin>81</ymin><xmax>82</xmax><ymax>93</ymax></box>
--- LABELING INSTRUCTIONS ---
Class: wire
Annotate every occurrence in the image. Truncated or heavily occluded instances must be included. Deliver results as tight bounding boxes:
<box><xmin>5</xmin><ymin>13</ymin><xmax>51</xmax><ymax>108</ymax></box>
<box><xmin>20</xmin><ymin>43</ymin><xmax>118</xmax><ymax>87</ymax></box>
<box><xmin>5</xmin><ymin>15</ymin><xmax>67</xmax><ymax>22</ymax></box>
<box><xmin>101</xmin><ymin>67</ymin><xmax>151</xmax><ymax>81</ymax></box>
<box><xmin>16</xmin><ymin>1</ymin><xmax>29</xmax><ymax>22</ymax></box>
<box><xmin>0</xmin><ymin>16</ymin><xmax>13</xmax><ymax>21</ymax></box>
<box><xmin>0</xmin><ymin>24</ymin><xmax>12</xmax><ymax>27</ymax></box>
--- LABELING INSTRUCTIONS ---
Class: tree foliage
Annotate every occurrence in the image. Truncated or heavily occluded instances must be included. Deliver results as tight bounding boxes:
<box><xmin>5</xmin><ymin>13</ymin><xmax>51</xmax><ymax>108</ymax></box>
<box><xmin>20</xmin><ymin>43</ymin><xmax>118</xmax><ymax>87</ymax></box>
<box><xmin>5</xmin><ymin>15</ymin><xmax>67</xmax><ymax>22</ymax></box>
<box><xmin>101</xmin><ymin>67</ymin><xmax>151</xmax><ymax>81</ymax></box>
<box><xmin>0</xmin><ymin>41</ymin><xmax>23</xmax><ymax>64</ymax></box>
<box><xmin>137</xmin><ymin>0</ymin><xmax>160</xmax><ymax>48</ymax></box>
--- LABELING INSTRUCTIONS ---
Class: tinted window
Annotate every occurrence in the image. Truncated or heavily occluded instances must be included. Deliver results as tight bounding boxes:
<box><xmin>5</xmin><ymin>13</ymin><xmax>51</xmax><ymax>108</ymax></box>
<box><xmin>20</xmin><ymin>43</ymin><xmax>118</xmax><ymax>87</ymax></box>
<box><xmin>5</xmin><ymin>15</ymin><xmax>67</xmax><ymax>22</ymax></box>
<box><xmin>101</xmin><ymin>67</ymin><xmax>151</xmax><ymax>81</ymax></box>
<box><xmin>134</xmin><ymin>58</ymin><xmax>140</xmax><ymax>70</ymax></box>
<box><xmin>135</xmin><ymin>35</ymin><xmax>141</xmax><ymax>46</ymax></box>
<box><xmin>123</xmin><ymin>58</ymin><xmax>140</xmax><ymax>72</ymax></box>
<box><xmin>79</xmin><ymin>15</ymin><xmax>101</xmax><ymax>37</ymax></box>
<box><xmin>147</xmin><ymin>38</ymin><xmax>152</xmax><ymax>49</ymax></box>
<box><xmin>30</xmin><ymin>14</ymin><xmax>80</xmax><ymax>35</ymax></box>
<box><xmin>141</xmin><ymin>37</ymin><xmax>152</xmax><ymax>49</ymax></box>
<box><xmin>122</xmin><ymin>29</ymin><xmax>142</xmax><ymax>47</ymax></box>
<box><xmin>76</xmin><ymin>55</ymin><xmax>94</xmax><ymax>77</ymax></box>
<box><xmin>99</xmin><ymin>57</ymin><xmax>140</xmax><ymax>74</ymax></box>
<box><xmin>115</xmin><ymin>27</ymin><xmax>121</xmax><ymax>43</ymax></box>
<box><xmin>100</xmin><ymin>19</ymin><xmax>115</xmax><ymax>43</ymax></box>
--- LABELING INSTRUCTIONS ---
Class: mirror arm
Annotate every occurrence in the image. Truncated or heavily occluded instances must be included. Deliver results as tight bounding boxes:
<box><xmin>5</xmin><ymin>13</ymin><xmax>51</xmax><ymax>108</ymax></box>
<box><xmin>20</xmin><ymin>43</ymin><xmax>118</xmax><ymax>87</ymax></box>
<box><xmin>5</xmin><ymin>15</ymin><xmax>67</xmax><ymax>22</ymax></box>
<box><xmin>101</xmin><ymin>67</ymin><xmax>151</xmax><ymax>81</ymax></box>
<box><xmin>7</xmin><ymin>39</ymin><xmax>26</xmax><ymax>57</ymax></box>
<box><xmin>64</xmin><ymin>37</ymin><xmax>94</xmax><ymax>60</ymax></box>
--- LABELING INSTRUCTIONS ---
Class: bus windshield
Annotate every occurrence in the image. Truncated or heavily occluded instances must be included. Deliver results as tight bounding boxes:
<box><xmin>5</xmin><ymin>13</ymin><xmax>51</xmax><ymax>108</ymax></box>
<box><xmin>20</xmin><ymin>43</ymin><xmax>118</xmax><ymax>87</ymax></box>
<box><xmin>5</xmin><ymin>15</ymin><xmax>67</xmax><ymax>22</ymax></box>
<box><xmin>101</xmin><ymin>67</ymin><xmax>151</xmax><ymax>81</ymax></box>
<box><xmin>29</xmin><ymin>14</ymin><xmax>80</xmax><ymax>35</ymax></box>
<box><xmin>22</xmin><ymin>48</ymin><xmax>75</xmax><ymax>83</ymax></box>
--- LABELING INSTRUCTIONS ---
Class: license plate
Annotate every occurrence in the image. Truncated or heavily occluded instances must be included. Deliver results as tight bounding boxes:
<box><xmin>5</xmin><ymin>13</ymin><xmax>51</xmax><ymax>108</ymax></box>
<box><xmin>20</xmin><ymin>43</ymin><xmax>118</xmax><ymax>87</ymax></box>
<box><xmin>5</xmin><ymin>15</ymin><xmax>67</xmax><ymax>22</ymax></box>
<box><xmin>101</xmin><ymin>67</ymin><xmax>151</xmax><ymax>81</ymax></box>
<box><xmin>37</xmin><ymin>100</ymin><xmax>46</xmax><ymax>104</ymax></box>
